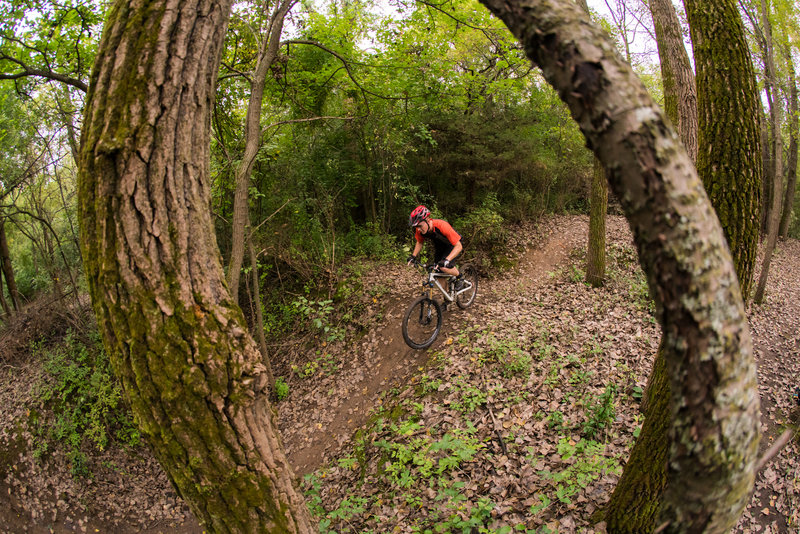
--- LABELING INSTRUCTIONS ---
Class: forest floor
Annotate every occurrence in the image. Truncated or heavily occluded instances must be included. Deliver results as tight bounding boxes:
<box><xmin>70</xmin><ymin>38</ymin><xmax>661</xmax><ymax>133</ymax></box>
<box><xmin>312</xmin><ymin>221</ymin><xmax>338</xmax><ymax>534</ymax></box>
<box><xmin>0</xmin><ymin>214</ymin><xmax>798</xmax><ymax>533</ymax></box>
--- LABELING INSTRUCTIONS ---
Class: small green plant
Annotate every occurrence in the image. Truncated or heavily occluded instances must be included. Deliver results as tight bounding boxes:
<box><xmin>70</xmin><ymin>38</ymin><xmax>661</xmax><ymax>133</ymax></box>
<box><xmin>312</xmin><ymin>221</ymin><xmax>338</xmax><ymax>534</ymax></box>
<box><xmin>568</xmin><ymin>264</ymin><xmax>585</xmax><ymax>283</ymax></box>
<box><xmin>450</xmin><ymin>379</ymin><xmax>487</xmax><ymax>413</ymax></box>
<box><xmin>292</xmin><ymin>296</ymin><xmax>345</xmax><ymax>341</ymax></box>
<box><xmin>274</xmin><ymin>377</ymin><xmax>289</xmax><ymax>401</ymax></box>
<box><xmin>291</xmin><ymin>352</ymin><xmax>340</xmax><ymax>378</ymax></box>
<box><xmin>32</xmin><ymin>331</ymin><xmax>140</xmax><ymax>477</ymax></box>
<box><xmin>547</xmin><ymin>410</ymin><xmax>565</xmax><ymax>430</ymax></box>
<box><xmin>582</xmin><ymin>384</ymin><xmax>617</xmax><ymax>438</ymax></box>
<box><xmin>536</xmin><ymin>438</ymin><xmax>621</xmax><ymax>506</ymax></box>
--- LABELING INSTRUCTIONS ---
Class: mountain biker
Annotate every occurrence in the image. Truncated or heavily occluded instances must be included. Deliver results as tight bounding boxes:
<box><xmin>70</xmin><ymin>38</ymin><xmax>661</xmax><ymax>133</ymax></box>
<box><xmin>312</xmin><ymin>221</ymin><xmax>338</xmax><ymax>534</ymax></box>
<box><xmin>406</xmin><ymin>205</ymin><xmax>465</xmax><ymax>289</ymax></box>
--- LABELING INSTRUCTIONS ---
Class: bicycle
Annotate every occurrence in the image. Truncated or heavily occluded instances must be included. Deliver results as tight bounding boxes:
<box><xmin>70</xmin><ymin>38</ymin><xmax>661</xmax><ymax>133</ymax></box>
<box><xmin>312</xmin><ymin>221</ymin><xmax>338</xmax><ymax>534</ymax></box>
<box><xmin>401</xmin><ymin>262</ymin><xmax>479</xmax><ymax>349</ymax></box>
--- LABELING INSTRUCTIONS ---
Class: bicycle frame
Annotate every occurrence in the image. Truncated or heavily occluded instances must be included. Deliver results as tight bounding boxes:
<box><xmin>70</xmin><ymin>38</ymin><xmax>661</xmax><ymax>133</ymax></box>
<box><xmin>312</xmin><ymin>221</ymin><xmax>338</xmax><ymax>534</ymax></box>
<box><xmin>421</xmin><ymin>266</ymin><xmax>471</xmax><ymax>304</ymax></box>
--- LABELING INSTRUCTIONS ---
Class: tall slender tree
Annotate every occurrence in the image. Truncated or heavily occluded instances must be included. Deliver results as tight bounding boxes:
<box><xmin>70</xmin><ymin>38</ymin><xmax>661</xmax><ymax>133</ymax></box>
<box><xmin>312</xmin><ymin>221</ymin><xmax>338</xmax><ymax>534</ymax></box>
<box><xmin>227</xmin><ymin>0</ymin><xmax>296</xmax><ymax>305</ymax></box>
<box><xmin>683</xmin><ymin>0</ymin><xmax>763</xmax><ymax>300</ymax></box>
<box><xmin>576</xmin><ymin>0</ymin><xmax>608</xmax><ymax>288</ymax></box>
<box><xmin>755</xmin><ymin>0</ymin><xmax>787</xmax><ymax>303</ymax></box>
<box><xmin>77</xmin><ymin>0</ymin><xmax>313</xmax><ymax>530</ymax></box>
<box><xmin>779</xmin><ymin>52</ymin><xmax>798</xmax><ymax>239</ymax></box>
<box><xmin>649</xmin><ymin>0</ymin><xmax>697</xmax><ymax>162</ymax></box>
<box><xmin>477</xmin><ymin>0</ymin><xmax>759</xmax><ymax>532</ymax></box>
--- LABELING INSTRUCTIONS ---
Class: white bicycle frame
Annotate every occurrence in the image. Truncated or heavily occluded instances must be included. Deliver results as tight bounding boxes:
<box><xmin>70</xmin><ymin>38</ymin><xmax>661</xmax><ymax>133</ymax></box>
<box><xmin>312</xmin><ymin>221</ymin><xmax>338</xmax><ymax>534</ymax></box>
<box><xmin>424</xmin><ymin>267</ymin><xmax>472</xmax><ymax>303</ymax></box>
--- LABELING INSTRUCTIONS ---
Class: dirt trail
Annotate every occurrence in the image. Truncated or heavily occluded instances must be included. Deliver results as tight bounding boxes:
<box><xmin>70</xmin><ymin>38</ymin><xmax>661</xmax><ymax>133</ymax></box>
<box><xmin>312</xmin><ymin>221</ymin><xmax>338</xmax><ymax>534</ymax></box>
<box><xmin>2</xmin><ymin>214</ymin><xmax>797</xmax><ymax>532</ymax></box>
<box><xmin>277</xmin><ymin>215</ymin><xmax>587</xmax><ymax>476</ymax></box>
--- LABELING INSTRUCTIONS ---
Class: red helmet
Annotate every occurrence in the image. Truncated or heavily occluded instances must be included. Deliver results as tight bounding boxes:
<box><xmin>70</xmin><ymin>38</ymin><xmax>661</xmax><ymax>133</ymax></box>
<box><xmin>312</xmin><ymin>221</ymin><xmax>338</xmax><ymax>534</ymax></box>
<box><xmin>409</xmin><ymin>205</ymin><xmax>430</xmax><ymax>227</ymax></box>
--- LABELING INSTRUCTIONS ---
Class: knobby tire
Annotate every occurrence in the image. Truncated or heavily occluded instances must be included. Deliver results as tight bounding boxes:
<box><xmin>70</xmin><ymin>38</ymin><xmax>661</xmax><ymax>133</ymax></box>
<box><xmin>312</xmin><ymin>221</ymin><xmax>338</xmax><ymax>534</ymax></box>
<box><xmin>456</xmin><ymin>264</ymin><xmax>478</xmax><ymax>309</ymax></box>
<box><xmin>402</xmin><ymin>296</ymin><xmax>442</xmax><ymax>350</ymax></box>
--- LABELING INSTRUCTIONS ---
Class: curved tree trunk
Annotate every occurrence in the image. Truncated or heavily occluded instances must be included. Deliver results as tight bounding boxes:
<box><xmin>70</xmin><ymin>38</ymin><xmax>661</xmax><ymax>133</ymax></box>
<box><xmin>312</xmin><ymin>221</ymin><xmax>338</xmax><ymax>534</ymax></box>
<box><xmin>649</xmin><ymin>0</ymin><xmax>697</xmax><ymax>163</ymax></box>
<box><xmin>606</xmin><ymin>2</ymin><xmax>698</xmax><ymax>525</ymax></box>
<box><xmin>477</xmin><ymin>1</ymin><xmax>760</xmax><ymax>531</ymax></box>
<box><xmin>684</xmin><ymin>0</ymin><xmax>763</xmax><ymax>300</ymax></box>
<box><xmin>77</xmin><ymin>1</ymin><xmax>313</xmax><ymax>532</ymax></box>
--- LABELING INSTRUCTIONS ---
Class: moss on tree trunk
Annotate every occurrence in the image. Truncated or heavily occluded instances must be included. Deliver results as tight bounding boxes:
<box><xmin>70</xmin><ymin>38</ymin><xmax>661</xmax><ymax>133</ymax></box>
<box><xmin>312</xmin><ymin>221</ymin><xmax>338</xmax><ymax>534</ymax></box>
<box><xmin>77</xmin><ymin>0</ymin><xmax>313</xmax><ymax>532</ymax></box>
<box><xmin>684</xmin><ymin>0</ymin><xmax>762</xmax><ymax>300</ymax></box>
<box><xmin>605</xmin><ymin>344</ymin><xmax>670</xmax><ymax>532</ymax></box>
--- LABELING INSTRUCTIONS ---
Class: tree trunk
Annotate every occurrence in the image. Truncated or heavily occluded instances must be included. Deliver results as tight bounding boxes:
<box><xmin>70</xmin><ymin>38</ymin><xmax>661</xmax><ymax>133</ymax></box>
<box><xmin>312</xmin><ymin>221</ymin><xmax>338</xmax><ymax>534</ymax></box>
<box><xmin>77</xmin><ymin>1</ymin><xmax>313</xmax><ymax>531</ymax></box>
<box><xmin>249</xmin><ymin>235</ymin><xmax>275</xmax><ymax>388</ymax></box>
<box><xmin>228</xmin><ymin>0</ymin><xmax>294</xmax><ymax>305</ymax></box>
<box><xmin>684</xmin><ymin>0</ymin><xmax>763</xmax><ymax>301</ymax></box>
<box><xmin>586</xmin><ymin>157</ymin><xmax>607</xmax><ymax>287</ymax></box>
<box><xmin>0</xmin><ymin>269</ymin><xmax>11</xmax><ymax>317</ymax></box>
<box><xmin>605</xmin><ymin>342</ymin><xmax>670</xmax><ymax>531</ymax></box>
<box><xmin>477</xmin><ymin>1</ymin><xmax>760</xmax><ymax>531</ymax></box>
<box><xmin>576</xmin><ymin>0</ymin><xmax>607</xmax><ymax>289</ymax></box>
<box><xmin>754</xmin><ymin>0</ymin><xmax>783</xmax><ymax>305</ymax></box>
<box><xmin>649</xmin><ymin>0</ymin><xmax>697</xmax><ymax>163</ymax></box>
<box><xmin>779</xmin><ymin>54</ymin><xmax>798</xmax><ymax>240</ymax></box>
<box><xmin>609</xmin><ymin>4</ymin><xmax>698</xmax><ymax>521</ymax></box>
<box><xmin>0</xmin><ymin>217</ymin><xmax>21</xmax><ymax>311</ymax></box>
<box><xmin>761</xmin><ymin>109</ymin><xmax>773</xmax><ymax>235</ymax></box>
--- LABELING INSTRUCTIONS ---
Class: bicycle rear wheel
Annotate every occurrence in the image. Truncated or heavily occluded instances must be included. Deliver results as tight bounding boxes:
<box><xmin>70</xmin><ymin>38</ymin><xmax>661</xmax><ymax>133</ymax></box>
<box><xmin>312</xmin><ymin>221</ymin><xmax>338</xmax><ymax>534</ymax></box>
<box><xmin>456</xmin><ymin>264</ymin><xmax>478</xmax><ymax>309</ymax></box>
<box><xmin>402</xmin><ymin>296</ymin><xmax>443</xmax><ymax>349</ymax></box>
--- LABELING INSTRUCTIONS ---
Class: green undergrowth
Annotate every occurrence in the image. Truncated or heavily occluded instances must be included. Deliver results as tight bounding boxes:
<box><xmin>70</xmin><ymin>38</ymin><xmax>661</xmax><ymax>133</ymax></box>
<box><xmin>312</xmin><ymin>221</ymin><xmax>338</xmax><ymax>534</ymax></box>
<box><xmin>30</xmin><ymin>330</ymin><xmax>140</xmax><ymax>477</ymax></box>
<box><xmin>303</xmin><ymin>238</ymin><xmax>654</xmax><ymax>532</ymax></box>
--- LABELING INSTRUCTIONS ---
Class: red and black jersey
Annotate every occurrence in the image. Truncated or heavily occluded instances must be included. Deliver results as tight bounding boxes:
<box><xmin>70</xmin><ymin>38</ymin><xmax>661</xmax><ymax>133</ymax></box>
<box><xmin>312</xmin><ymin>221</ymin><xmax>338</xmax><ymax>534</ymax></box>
<box><xmin>415</xmin><ymin>219</ymin><xmax>461</xmax><ymax>262</ymax></box>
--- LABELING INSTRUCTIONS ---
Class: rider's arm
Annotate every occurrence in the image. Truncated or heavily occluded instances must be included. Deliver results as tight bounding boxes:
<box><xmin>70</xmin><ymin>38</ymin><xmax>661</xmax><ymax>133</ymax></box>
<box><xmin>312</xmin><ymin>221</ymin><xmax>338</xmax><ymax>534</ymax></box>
<box><xmin>445</xmin><ymin>240</ymin><xmax>462</xmax><ymax>262</ymax></box>
<box><xmin>411</xmin><ymin>241</ymin><xmax>423</xmax><ymax>258</ymax></box>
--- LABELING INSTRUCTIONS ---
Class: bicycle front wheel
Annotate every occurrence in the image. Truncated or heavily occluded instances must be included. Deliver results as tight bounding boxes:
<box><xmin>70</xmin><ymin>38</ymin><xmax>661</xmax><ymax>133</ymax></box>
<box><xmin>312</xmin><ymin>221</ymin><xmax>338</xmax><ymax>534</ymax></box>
<box><xmin>402</xmin><ymin>296</ymin><xmax>443</xmax><ymax>350</ymax></box>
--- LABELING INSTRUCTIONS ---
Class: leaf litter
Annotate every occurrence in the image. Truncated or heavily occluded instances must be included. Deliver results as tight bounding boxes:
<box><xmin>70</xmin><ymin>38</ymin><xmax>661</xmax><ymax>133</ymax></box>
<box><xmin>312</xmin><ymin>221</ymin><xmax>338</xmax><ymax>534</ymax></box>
<box><xmin>0</xmin><ymin>214</ymin><xmax>797</xmax><ymax>533</ymax></box>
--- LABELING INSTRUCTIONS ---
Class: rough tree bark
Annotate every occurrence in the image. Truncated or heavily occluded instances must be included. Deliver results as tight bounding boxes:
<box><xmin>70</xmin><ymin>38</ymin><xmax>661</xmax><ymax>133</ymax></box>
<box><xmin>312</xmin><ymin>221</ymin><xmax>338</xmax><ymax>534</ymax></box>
<box><xmin>649</xmin><ymin>0</ymin><xmax>697</xmax><ymax>163</ymax></box>
<box><xmin>684</xmin><ymin>0</ymin><xmax>763</xmax><ymax>300</ymax></box>
<box><xmin>586</xmin><ymin>157</ymin><xmax>607</xmax><ymax>287</ymax></box>
<box><xmin>606</xmin><ymin>2</ymin><xmax>698</xmax><ymax>527</ymax></box>
<box><xmin>778</xmin><ymin>50</ymin><xmax>798</xmax><ymax>240</ymax></box>
<box><xmin>77</xmin><ymin>0</ymin><xmax>313</xmax><ymax>531</ymax></box>
<box><xmin>576</xmin><ymin>0</ymin><xmax>607</xmax><ymax>288</ymax></box>
<box><xmin>227</xmin><ymin>0</ymin><xmax>295</xmax><ymax>305</ymax></box>
<box><xmin>477</xmin><ymin>1</ymin><xmax>760</xmax><ymax>532</ymax></box>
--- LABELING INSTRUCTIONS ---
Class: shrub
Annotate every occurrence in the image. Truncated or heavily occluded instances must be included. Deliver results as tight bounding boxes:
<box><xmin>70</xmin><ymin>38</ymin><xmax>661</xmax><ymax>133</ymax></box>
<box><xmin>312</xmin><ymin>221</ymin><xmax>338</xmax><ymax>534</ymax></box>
<box><xmin>32</xmin><ymin>330</ymin><xmax>140</xmax><ymax>476</ymax></box>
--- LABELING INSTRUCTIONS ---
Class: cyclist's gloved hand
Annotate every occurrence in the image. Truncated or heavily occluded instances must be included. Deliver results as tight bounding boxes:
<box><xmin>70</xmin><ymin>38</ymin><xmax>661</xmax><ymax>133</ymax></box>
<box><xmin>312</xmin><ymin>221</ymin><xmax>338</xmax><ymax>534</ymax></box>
<box><xmin>407</xmin><ymin>255</ymin><xmax>419</xmax><ymax>266</ymax></box>
<box><xmin>437</xmin><ymin>259</ymin><xmax>451</xmax><ymax>269</ymax></box>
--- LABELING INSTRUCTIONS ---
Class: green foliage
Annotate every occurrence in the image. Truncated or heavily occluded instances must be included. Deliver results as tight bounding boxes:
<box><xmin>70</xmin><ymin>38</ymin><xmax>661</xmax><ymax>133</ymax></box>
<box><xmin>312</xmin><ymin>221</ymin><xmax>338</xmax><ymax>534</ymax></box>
<box><xmin>292</xmin><ymin>297</ymin><xmax>345</xmax><ymax>341</ymax></box>
<box><xmin>449</xmin><ymin>378</ymin><xmax>488</xmax><ymax>413</ymax></box>
<box><xmin>31</xmin><ymin>331</ymin><xmax>140</xmax><ymax>476</ymax></box>
<box><xmin>274</xmin><ymin>377</ymin><xmax>289</xmax><ymax>401</ymax></box>
<box><xmin>582</xmin><ymin>384</ymin><xmax>617</xmax><ymax>439</ymax></box>
<box><xmin>455</xmin><ymin>193</ymin><xmax>507</xmax><ymax>254</ymax></box>
<box><xmin>292</xmin><ymin>352</ymin><xmax>340</xmax><ymax>378</ymax></box>
<box><xmin>374</xmin><ymin>422</ymin><xmax>484</xmax><ymax>489</ymax></box>
<box><xmin>535</xmin><ymin>438</ymin><xmax>622</xmax><ymax>506</ymax></box>
<box><xmin>473</xmin><ymin>331</ymin><xmax>532</xmax><ymax>379</ymax></box>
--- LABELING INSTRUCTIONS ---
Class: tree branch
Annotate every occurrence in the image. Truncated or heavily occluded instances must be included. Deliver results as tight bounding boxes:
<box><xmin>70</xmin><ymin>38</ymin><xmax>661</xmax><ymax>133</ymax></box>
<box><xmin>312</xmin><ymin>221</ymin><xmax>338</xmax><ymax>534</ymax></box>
<box><xmin>0</xmin><ymin>54</ymin><xmax>87</xmax><ymax>92</ymax></box>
